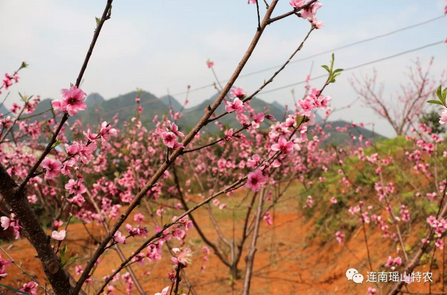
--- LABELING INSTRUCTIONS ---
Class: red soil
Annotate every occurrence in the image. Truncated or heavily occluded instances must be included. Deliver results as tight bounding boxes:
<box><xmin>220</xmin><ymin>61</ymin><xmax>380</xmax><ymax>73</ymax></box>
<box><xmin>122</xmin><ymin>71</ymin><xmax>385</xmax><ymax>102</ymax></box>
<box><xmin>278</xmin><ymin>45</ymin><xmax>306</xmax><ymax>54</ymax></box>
<box><xmin>0</xmin><ymin>200</ymin><xmax>443</xmax><ymax>295</ymax></box>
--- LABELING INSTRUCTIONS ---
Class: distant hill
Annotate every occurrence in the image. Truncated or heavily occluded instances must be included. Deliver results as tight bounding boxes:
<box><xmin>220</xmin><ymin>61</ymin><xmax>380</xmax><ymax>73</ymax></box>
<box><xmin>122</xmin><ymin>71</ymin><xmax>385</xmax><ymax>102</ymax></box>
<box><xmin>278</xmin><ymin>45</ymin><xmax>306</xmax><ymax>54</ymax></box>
<box><xmin>160</xmin><ymin>95</ymin><xmax>182</xmax><ymax>112</ymax></box>
<box><xmin>0</xmin><ymin>104</ymin><xmax>9</xmax><ymax>116</ymax></box>
<box><xmin>85</xmin><ymin>93</ymin><xmax>105</xmax><ymax>107</ymax></box>
<box><xmin>16</xmin><ymin>90</ymin><xmax>386</xmax><ymax>146</ymax></box>
<box><xmin>79</xmin><ymin>90</ymin><xmax>169</xmax><ymax>130</ymax></box>
<box><xmin>310</xmin><ymin>120</ymin><xmax>387</xmax><ymax>145</ymax></box>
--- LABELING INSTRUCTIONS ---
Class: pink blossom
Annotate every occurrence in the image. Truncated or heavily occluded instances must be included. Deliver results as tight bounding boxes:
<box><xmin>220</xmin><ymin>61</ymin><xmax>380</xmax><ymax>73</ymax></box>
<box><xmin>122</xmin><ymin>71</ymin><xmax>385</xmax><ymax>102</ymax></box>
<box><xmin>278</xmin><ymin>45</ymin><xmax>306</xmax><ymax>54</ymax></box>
<box><xmin>170</xmin><ymin>122</ymin><xmax>185</xmax><ymax>138</ymax></box>
<box><xmin>436</xmin><ymin>238</ymin><xmax>444</xmax><ymax>249</ymax></box>
<box><xmin>300</xmin><ymin>1</ymin><xmax>322</xmax><ymax>21</ymax></box>
<box><xmin>0</xmin><ymin>254</ymin><xmax>11</xmax><ymax>278</ymax></box>
<box><xmin>0</xmin><ymin>216</ymin><xmax>10</xmax><ymax>230</ymax></box>
<box><xmin>28</xmin><ymin>194</ymin><xmax>38</xmax><ymax>204</ymax></box>
<box><xmin>231</xmin><ymin>87</ymin><xmax>245</xmax><ymax>98</ymax></box>
<box><xmin>306</xmin><ymin>196</ymin><xmax>313</xmax><ymax>208</ymax></box>
<box><xmin>313</xmin><ymin>19</ymin><xmax>324</xmax><ymax>29</ymax></box>
<box><xmin>335</xmin><ymin>231</ymin><xmax>345</xmax><ymax>244</ymax></box>
<box><xmin>68</xmin><ymin>195</ymin><xmax>85</xmax><ymax>207</ymax></box>
<box><xmin>206</xmin><ymin>60</ymin><xmax>214</xmax><ymax>68</ymax></box>
<box><xmin>225</xmin><ymin>98</ymin><xmax>244</xmax><ymax>114</ymax></box>
<box><xmin>330</xmin><ymin>197</ymin><xmax>338</xmax><ymax>204</ymax></box>
<box><xmin>271</xmin><ymin>137</ymin><xmax>294</xmax><ymax>154</ymax></box>
<box><xmin>20</xmin><ymin>282</ymin><xmax>38</xmax><ymax>295</ymax></box>
<box><xmin>51</xmin><ymin>230</ymin><xmax>66</xmax><ymax>241</ymax></box>
<box><xmin>440</xmin><ymin>107</ymin><xmax>447</xmax><ymax>125</ymax></box>
<box><xmin>251</xmin><ymin>113</ymin><xmax>265</xmax><ymax>128</ymax></box>
<box><xmin>290</xmin><ymin>0</ymin><xmax>305</xmax><ymax>8</ymax></box>
<box><xmin>173</xmin><ymin>228</ymin><xmax>185</xmax><ymax>240</ymax></box>
<box><xmin>54</xmin><ymin>220</ymin><xmax>63</xmax><ymax>227</ymax></box>
<box><xmin>161</xmin><ymin>132</ymin><xmax>181</xmax><ymax>149</ymax></box>
<box><xmin>65</xmin><ymin>179</ymin><xmax>86</xmax><ymax>195</ymax></box>
<box><xmin>114</xmin><ymin>231</ymin><xmax>126</xmax><ymax>244</ymax></box>
<box><xmin>134</xmin><ymin>213</ymin><xmax>144</xmax><ymax>223</ymax></box>
<box><xmin>100</xmin><ymin>121</ymin><xmax>118</xmax><ymax>140</ymax></box>
<box><xmin>10</xmin><ymin>103</ymin><xmax>20</xmax><ymax>114</ymax></box>
<box><xmin>247</xmin><ymin>0</ymin><xmax>256</xmax><ymax>4</ymax></box>
<box><xmin>155</xmin><ymin>286</ymin><xmax>170</xmax><ymax>295</ymax></box>
<box><xmin>52</xmin><ymin>86</ymin><xmax>87</xmax><ymax>116</ymax></box>
<box><xmin>246</xmin><ymin>169</ymin><xmax>268</xmax><ymax>192</ymax></box>
<box><xmin>203</xmin><ymin>246</ymin><xmax>210</xmax><ymax>255</ymax></box>
<box><xmin>41</xmin><ymin>158</ymin><xmax>63</xmax><ymax>179</ymax></box>
<box><xmin>75</xmin><ymin>265</ymin><xmax>83</xmax><ymax>275</ymax></box>
<box><xmin>171</xmin><ymin>247</ymin><xmax>192</xmax><ymax>266</ymax></box>
<box><xmin>263</xmin><ymin>212</ymin><xmax>273</xmax><ymax>225</ymax></box>
<box><xmin>247</xmin><ymin>154</ymin><xmax>261</xmax><ymax>168</ymax></box>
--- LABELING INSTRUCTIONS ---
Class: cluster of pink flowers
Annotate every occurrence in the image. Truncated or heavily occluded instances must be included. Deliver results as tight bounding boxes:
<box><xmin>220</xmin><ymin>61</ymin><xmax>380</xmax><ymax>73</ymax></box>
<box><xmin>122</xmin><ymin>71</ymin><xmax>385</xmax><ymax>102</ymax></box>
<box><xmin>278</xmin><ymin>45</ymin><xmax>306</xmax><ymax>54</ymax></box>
<box><xmin>271</xmin><ymin>137</ymin><xmax>294</xmax><ymax>154</ymax></box>
<box><xmin>399</xmin><ymin>205</ymin><xmax>410</xmax><ymax>222</ymax></box>
<box><xmin>201</xmin><ymin>246</ymin><xmax>210</xmax><ymax>271</ymax></box>
<box><xmin>0</xmin><ymin>253</ymin><xmax>12</xmax><ymax>278</ymax></box>
<box><xmin>263</xmin><ymin>211</ymin><xmax>273</xmax><ymax>226</ymax></box>
<box><xmin>41</xmin><ymin>158</ymin><xmax>63</xmax><ymax>179</ymax></box>
<box><xmin>439</xmin><ymin>107</ymin><xmax>447</xmax><ymax>125</ymax></box>
<box><xmin>225</xmin><ymin>97</ymin><xmax>245</xmax><ymax>114</ymax></box>
<box><xmin>206</xmin><ymin>59</ymin><xmax>214</xmax><ymax>69</ymax></box>
<box><xmin>335</xmin><ymin>231</ymin><xmax>345</xmax><ymax>244</ymax></box>
<box><xmin>171</xmin><ymin>247</ymin><xmax>192</xmax><ymax>266</ymax></box>
<box><xmin>297</xmin><ymin>88</ymin><xmax>331</xmax><ymax>118</ymax></box>
<box><xmin>160</xmin><ymin>121</ymin><xmax>184</xmax><ymax>149</ymax></box>
<box><xmin>1</xmin><ymin>73</ymin><xmax>19</xmax><ymax>92</ymax></box>
<box><xmin>1</xmin><ymin>214</ymin><xmax>21</xmax><ymax>239</ymax></box>
<box><xmin>246</xmin><ymin>169</ymin><xmax>268</xmax><ymax>192</ymax></box>
<box><xmin>52</xmin><ymin>86</ymin><xmax>87</xmax><ymax>116</ymax></box>
<box><xmin>289</xmin><ymin>0</ymin><xmax>324</xmax><ymax>29</ymax></box>
<box><xmin>20</xmin><ymin>282</ymin><xmax>38</xmax><ymax>295</ymax></box>
<box><xmin>384</xmin><ymin>256</ymin><xmax>402</xmax><ymax>270</ymax></box>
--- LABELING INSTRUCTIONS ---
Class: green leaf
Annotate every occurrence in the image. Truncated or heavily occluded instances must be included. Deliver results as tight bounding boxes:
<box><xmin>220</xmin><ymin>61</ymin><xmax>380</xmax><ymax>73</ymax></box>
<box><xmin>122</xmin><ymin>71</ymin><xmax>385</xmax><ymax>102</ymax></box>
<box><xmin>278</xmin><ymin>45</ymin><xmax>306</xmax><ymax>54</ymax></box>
<box><xmin>296</xmin><ymin>115</ymin><xmax>304</xmax><ymax>126</ymax></box>
<box><xmin>333</xmin><ymin>68</ymin><xmax>344</xmax><ymax>73</ymax></box>
<box><xmin>51</xmin><ymin>139</ymin><xmax>62</xmax><ymax>149</ymax></box>
<box><xmin>62</xmin><ymin>256</ymin><xmax>79</xmax><ymax>268</ymax></box>
<box><xmin>436</xmin><ymin>85</ymin><xmax>442</xmax><ymax>100</ymax></box>
<box><xmin>427</xmin><ymin>100</ymin><xmax>444</xmax><ymax>106</ymax></box>
<box><xmin>321</xmin><ymin>65</ymin><xmax>330</xmax><ymax>73</ymax></box>
<box><xmin>441</xmin><ymin>87</ymin><xmax>447</xmax><ymax>106</ymax></box>
<box><xmin>95</xmin><ymin>17</ymin><xmax>100</xmax><ymax>26</ymax></box>
<box><xmin>60</xmin><ymin>244</ymin><xmax>67</xmax><ymax>264</ymax></box>
<box><xmin>20</xmin><ymin>61</ymin><xmax>29</xmax><ymax>69</ymax></box>
<box><xmin>330</xmin><ymin>53</ymin><xmax>335</xmax><ymax>71</ymax></box>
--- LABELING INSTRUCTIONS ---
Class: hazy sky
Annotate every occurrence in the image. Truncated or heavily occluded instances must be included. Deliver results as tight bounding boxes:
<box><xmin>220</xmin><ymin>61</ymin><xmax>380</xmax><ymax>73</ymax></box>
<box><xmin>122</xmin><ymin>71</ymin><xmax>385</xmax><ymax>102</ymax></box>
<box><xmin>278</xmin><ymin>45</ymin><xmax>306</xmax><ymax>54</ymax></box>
<box><xmin>0</xmin><ymin>1</ymin><xmax>446</xmax><ymax>137</ymax></box>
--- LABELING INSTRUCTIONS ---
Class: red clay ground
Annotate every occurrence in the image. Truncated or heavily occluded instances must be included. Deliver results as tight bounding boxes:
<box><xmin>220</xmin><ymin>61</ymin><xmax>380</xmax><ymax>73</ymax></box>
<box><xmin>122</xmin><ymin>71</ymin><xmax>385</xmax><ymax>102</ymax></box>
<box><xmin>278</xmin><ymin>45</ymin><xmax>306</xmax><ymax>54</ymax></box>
<box><xmin>0</xmin><ymin>193</ymin><xmax>444</xmax><ymax>295</ymax></box>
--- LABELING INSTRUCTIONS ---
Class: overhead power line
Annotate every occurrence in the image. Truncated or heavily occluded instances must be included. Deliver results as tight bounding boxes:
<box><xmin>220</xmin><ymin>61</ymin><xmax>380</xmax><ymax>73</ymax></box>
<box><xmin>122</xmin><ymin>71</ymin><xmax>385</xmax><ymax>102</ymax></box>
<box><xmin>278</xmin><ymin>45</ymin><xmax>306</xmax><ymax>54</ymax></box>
<box><xmin>258</xmin><ymin>40</ymin><xmax>444</xmax><ymax>95</ymax></box>
<box><xmin>171</xmin><ymin>15</ymin><xmax>446</xmax><ymax>97</ymax></box>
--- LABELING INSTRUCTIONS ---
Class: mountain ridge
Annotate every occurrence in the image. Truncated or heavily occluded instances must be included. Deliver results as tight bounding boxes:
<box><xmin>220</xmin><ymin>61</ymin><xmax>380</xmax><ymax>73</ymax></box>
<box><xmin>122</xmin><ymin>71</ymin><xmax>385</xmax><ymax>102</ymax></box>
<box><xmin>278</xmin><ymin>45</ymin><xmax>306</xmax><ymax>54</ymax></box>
<box><xmin>21</xmin><ymin>90</ymin><xmax>387</xmax><ymax>144</ymax></box>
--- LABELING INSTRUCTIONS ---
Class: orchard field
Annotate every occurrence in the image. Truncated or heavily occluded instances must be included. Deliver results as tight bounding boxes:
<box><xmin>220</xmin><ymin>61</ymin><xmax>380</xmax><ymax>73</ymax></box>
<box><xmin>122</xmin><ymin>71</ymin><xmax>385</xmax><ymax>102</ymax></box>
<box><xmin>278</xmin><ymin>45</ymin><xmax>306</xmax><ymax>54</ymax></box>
<box><xmin>0</xmin><ymin>1</ymin><xmax>447</xmax><ymax>295</ymax></box>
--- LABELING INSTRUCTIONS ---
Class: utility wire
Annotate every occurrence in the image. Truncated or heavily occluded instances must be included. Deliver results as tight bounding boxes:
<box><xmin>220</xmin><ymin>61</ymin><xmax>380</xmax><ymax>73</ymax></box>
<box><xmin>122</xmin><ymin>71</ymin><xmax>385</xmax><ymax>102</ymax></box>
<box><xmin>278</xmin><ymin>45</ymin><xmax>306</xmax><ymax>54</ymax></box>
<box><xmin>258</xmin><ymin>40</ymin><xmax>444</xmax><ymax>95</ymax></box>
<box><xmin>88</xmin><ymin>41</ymin><xmax>443</xmax><ymax>116</ymax></box>
<box><xmin>171</xmin><ymin>15</ymin><xmax>446</xmax><ymax>97</ymax></box>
